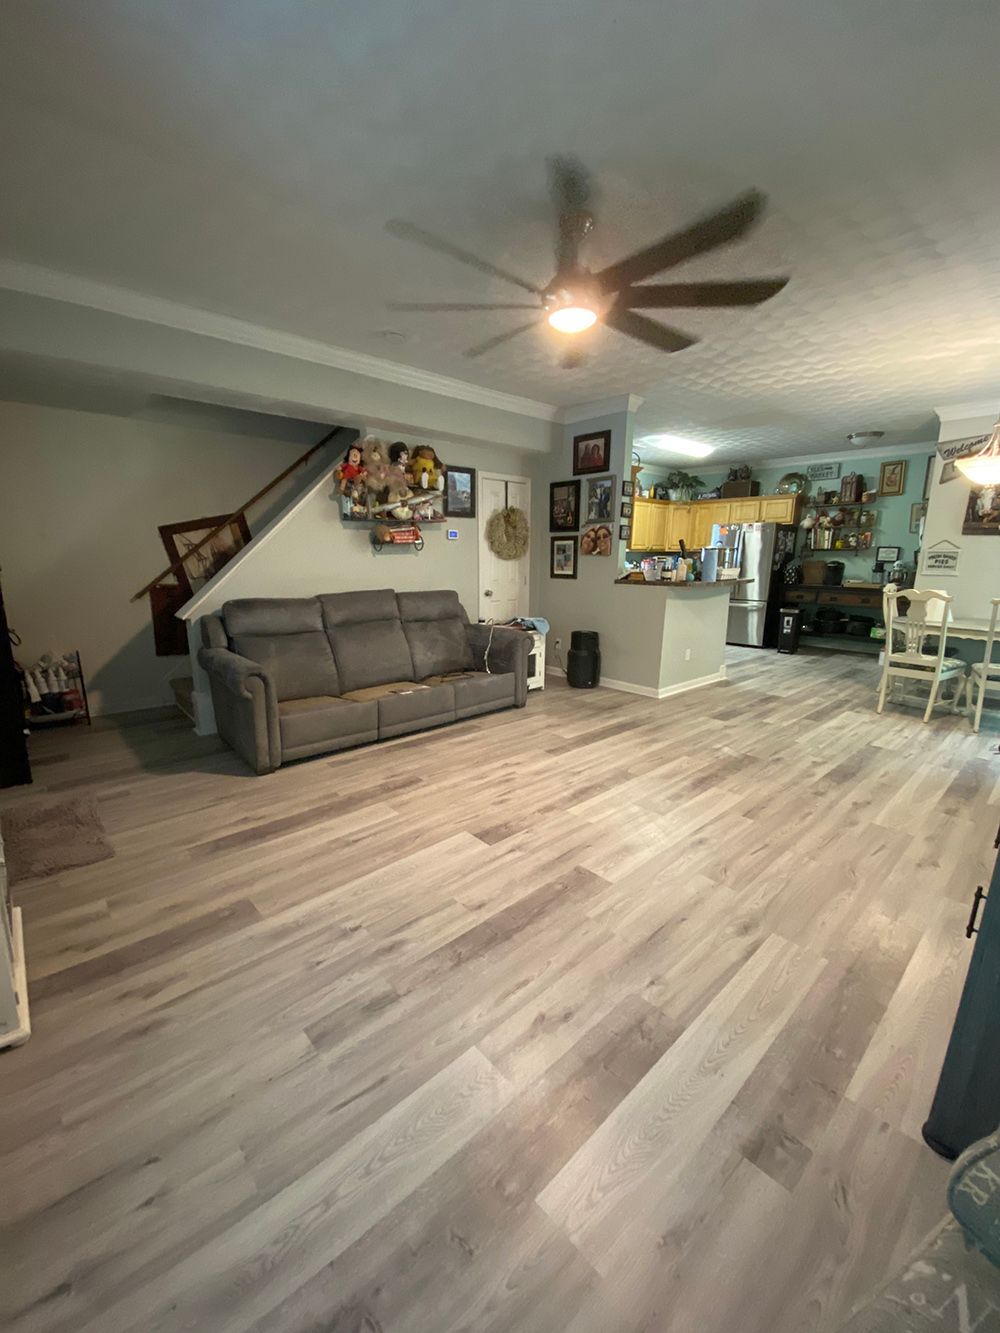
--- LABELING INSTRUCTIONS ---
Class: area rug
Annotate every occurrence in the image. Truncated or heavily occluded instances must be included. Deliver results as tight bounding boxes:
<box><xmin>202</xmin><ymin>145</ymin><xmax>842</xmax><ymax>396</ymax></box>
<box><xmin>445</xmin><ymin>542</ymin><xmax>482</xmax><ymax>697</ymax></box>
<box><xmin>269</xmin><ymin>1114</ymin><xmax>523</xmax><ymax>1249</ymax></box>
<box><xmin>0</xmin><ymin>798</ymin><xmax>114</xmax><ymax>884</ymax></box>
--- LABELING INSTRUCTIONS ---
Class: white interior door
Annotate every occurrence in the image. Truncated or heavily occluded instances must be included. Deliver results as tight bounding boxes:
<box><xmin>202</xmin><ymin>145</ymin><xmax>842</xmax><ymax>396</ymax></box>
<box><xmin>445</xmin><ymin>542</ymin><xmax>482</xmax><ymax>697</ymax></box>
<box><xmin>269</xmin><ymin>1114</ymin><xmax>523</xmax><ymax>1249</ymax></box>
<box><xmin>478</xmin><ymin>474</ymin><xmax>531</xmax><ymax>622</ymax></box>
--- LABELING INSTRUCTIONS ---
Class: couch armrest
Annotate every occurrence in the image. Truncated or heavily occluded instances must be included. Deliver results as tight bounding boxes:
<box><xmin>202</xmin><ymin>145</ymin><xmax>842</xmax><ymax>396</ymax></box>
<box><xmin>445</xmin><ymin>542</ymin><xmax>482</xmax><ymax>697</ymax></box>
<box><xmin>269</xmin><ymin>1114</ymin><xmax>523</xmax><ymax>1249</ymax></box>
<box><xmin>198</xmin><ymin>647</ymin><xmax>280</xmax><ymax>774</ymax></box>
<box><xmin>464</xmin><ymin>624</ymin><xmax>530</xmax><ymax>707</ymax></box>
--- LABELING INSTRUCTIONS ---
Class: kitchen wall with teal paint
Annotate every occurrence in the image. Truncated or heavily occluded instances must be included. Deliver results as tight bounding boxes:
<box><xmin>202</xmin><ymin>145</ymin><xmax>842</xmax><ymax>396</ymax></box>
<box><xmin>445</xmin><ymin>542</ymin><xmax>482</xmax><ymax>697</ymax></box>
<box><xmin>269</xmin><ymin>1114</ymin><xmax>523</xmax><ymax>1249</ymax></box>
<box><xmin>635</xmin><ymin>451</ymin><xmax>933</xmax><ymax>577</ymax></box>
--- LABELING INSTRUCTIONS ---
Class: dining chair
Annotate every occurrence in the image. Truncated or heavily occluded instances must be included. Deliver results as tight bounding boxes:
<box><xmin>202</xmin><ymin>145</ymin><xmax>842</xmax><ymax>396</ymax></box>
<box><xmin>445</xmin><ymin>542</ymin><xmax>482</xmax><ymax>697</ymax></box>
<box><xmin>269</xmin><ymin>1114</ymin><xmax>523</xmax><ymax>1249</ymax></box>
<box><xmin>876</xmin><ymin>587</ymin><xmax>966</xmax><ymax>723</ymax></box>
<box><xmin>966</xmin><ymin>598</ymin><xmax>1000</xmax><ymax>733</ymax></box>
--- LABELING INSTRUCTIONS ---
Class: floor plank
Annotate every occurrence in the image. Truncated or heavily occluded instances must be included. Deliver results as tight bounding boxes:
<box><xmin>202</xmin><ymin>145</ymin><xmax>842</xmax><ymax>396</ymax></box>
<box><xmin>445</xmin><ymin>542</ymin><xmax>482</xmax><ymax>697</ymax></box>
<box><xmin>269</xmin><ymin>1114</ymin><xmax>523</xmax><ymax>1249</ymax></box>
<box><xmin>1</xmin><ymin>647</ymin><xmax>996</xmax><ymax>1332</ymax></box>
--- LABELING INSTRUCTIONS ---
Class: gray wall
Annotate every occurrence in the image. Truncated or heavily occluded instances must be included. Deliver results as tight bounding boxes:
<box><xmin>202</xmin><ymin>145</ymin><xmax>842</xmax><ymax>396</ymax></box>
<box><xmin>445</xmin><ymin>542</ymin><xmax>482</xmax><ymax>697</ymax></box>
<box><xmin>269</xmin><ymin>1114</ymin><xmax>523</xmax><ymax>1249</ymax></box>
<box><xmin>0</xmin><ymin>398</ymin><xmax>324</xmax><ymax>714</ymax></box>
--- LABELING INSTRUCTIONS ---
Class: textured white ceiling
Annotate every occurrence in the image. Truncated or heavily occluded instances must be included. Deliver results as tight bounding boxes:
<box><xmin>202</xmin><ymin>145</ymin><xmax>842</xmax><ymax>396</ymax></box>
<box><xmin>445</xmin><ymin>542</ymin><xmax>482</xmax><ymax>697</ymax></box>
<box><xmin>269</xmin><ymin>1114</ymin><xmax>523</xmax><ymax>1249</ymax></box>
<box><xmin>1</xmin><ymin>1</ymin><xmax>999</xmax><ymax>460</ymax></box>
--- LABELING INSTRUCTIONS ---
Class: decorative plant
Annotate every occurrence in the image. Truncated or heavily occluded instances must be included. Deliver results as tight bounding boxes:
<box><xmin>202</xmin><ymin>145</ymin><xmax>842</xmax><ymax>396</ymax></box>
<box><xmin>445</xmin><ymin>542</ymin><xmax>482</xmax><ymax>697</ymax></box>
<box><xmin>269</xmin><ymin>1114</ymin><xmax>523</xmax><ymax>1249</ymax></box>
<box><xmin>664</xmin><ymin>469</ymin><xmax>706</xmax><ymax>497</ymax></box>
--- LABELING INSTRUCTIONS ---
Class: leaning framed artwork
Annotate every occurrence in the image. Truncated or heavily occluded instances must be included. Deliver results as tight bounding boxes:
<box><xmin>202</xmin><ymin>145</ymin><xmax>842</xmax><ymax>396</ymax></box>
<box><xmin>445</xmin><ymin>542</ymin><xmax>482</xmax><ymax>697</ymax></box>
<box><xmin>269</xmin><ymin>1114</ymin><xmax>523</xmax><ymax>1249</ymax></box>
<box><xmin>550</xmin><ymin>536</ymin><xmax>578</xmax><ymax>578</ymax></box>
<box><xmin>572</xmin><ymin>430</ymin><xmax>611</xmax><ymax>475</ymax></box>
<box><xmin>878</xmin><ymin>459</ymin><xmax>907</xmax><ymax>497</ymax></box>
<box><xmin>549</xmin><ymin>480</ymin><xmax>580</xmax><ymax>532</ymax></box>
<box><xmin>158</xmin><ymin>514</ymin><xmax>252</xmax><ymax>597</ymax></box>
<box><xmin>444</xmin><ymin>465</ymin><xmax>476</xmax><ymax>518</ymax></box>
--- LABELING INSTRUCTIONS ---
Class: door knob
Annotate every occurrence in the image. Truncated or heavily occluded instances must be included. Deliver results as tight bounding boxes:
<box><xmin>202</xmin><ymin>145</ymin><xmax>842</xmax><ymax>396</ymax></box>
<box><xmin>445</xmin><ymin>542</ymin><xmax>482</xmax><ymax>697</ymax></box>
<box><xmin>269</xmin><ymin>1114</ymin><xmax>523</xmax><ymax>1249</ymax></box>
<box><xmin>484</xmin><ymin>589</ymin><xmax>493</xmax><ymax>596</ymax></box>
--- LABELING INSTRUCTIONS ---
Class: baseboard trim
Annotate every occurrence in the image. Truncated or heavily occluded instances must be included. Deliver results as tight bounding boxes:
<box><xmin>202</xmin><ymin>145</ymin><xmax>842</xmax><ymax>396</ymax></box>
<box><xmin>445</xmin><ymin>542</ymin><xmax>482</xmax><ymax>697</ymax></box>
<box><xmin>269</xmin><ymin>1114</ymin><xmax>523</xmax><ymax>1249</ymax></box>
<box><xmin>601</xmin><ymin>667</ymin><xmax>727</xmax><ymax>700</ymax></box>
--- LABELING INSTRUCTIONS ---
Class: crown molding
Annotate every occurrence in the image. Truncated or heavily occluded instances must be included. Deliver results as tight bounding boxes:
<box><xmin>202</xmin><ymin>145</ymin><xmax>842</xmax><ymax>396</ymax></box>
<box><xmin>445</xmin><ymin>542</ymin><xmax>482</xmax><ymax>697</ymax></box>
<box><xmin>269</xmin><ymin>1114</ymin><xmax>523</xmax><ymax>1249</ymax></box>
<box><xmin>558</xmin><ymin>394</ymin><xmax>644</xmax><ymax>425</ymax></box>
<box><xmin>933</xmin><ymin>399</ymin><xmax>999</xmax><ymax>423</ymax></box>
<box><xmin>0</xmin><ymin>261</ymin><xmax>560</xmax><ymax>424</ymax></box>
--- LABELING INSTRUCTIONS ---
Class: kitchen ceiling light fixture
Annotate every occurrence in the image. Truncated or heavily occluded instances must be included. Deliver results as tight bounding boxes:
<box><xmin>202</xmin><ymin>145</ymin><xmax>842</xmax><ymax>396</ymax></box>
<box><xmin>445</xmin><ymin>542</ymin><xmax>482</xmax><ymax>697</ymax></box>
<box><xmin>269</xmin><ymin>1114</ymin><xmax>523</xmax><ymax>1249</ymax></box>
<box><xmin>642</xmin><ymin>434</ymin><xmax>716</xmax><ymax>459</ymax></box>
<box><xmin>846</xmin><ymin>430</ymin><xmax>885</xmax><ymax>447</ymax></box>
<box><xmin>953</xmin><ymin>421</ymin><xmax>1000</xmax><ymax>485</ymax></box>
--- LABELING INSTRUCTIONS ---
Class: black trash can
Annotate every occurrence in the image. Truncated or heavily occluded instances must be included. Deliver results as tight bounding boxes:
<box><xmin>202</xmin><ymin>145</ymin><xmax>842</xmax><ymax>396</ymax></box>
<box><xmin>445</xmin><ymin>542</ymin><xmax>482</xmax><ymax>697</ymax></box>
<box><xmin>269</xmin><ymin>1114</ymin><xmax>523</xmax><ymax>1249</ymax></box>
<box><xmin>777</xmin><ymin>607</ymin><xmax>801</xmax><ymax>655</ymax></box>
<box><xmin>567</xmin><ymin>630</ymin><xmax>601</xmax><ymax>688</ymax></box>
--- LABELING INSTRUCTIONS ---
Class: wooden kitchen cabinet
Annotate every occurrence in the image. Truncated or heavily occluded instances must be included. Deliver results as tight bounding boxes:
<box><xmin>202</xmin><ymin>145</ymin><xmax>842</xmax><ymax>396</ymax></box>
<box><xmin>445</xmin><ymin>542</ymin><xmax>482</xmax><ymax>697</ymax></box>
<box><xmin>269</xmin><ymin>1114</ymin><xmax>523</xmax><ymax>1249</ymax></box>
<box><xmin>663</xmin><ymin>503</ymin><xmax>692</xmax><ymax>549</ymax></box>
<box><xmin>759</xmin><ymin>495</ymin><xmax>800</xmax><ymax>523</ymax></box>
<box><xmin>726</xmin><ymin>498</ymin><xmax>760</xmax><ymax>523</ymax></box>
<box><xmin>629</xmin><ymin>499</ymin><xmax>653</xmax><ymax>549</ymax></box>
<box><xmin>690</xmin><ymin>501</ymin><xmax>731</xmax><ymax>549</ymax></box>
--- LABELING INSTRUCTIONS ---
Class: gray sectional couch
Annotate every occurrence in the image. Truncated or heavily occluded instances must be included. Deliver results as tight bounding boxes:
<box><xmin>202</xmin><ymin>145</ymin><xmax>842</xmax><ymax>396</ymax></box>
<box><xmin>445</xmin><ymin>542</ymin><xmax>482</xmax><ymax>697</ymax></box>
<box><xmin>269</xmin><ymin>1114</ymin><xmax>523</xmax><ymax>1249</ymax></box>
<box><xmin>198</xmin><ymin>589</ymin><xmax>529</xmax><ymax>773</ymax></box>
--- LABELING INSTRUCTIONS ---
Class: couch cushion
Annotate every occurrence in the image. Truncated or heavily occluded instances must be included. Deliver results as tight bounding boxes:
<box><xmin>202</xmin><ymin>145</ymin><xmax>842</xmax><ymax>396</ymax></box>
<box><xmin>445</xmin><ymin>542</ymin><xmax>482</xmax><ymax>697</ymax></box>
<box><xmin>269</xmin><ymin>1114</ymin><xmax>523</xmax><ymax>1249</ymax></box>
<box><xmin>319</xmin><ymin>590</ymin><xmax>415</xmax><ymax>693</ymax></box>
<box><xmin>224</xmin><ymin>598</ymin><xmax>340</xmax><ymax>703</ymax></box>
<box><xmin>277</xmin><ymin>695</ymin><xmax>377</xmax><ymax>753</ymax></box>
<box><xmin>452</xmin><ymin>671</ymin><xmax>516</xmax><ymax>719</ymax></box>
<box><xmin>341</xmin><ymin>681</ymin><xmax>420</xmax><ymax>702</ymax></box>
<box><xmin>377</xmin><ymin>682</ymin><xmax>456</xmax><ymax>739</ymax></box>
<box><xmin>397</xmin><ymin>590</ymin><xmax>474</xmax><ymax>679</ymax></box>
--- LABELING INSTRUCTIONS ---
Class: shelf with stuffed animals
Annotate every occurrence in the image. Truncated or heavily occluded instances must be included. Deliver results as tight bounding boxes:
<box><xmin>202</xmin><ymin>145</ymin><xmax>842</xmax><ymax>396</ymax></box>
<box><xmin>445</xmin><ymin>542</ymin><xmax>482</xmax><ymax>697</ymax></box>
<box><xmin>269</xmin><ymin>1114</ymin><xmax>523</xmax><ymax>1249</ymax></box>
<box><xmin>334</xmin><ymin>436</ymin><xmax>449</xmax><ymax>525</ymax></box>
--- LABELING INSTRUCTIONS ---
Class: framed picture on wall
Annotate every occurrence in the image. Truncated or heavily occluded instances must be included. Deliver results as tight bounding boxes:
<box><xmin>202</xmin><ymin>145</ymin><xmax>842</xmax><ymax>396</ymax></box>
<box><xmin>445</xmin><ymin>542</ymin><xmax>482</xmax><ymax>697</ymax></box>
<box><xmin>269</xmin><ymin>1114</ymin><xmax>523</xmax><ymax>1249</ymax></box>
<box><xmin>962</xmin><ymin>486</ymin><xmax>1000</xmax><ymax>536</ymax></box>
<box><xmin>549</xmin><ymin>480</ymin><xmax>580</xmax><ymax>532</ymax></box>
<box><xmin>875</xmin><ymin>545</ymin><xmax>902</xmax><ymax>563</ymax></box>
<box><xmin>572</xmin><ymin>430</ymin><xmax>611</xmax><ymax>475</ymax></box>
<box><xmin>909</xmin><ymin>502</ymin><xmax>926</xmax><ymax>533</ymax></box>
<box><xmin>585</xmin><ymin>476</ymin><xmax>614</xmax><ymax>521</ymax></box>
<box><xmin>550</xmin><ymin>536</ymin><xmax>578</xmax><ymax>578</ymax></box>
<box><xmin>581</xmin><ymin>525</ymin><xmax>613</xmax><ymax>556</ymax></box>
<box><xmin>158</xmin><ymin>514</ymin><xmax>252</xmax><ymax>597</ymax></box>
<box><xmin>444</xmin><ymin>465</ymin><xmax>476</xmax><ymax>518</ymax></box>
<box><xmin>620</xmin><ymin>500</ymin><xmax>632</xmax><ymax>519</ymax></box>
<box><xmin>619</xmin><ymin>523</ymin><xmax>631</xmax><ymax>542</ymax></box>
<box><xmin>923</xmin><ymin>455</ymin><xmax>934</xmax><ymax>500</ymax></box>
<box><xmin>878</xmin><ymin>459</ymin><xmax>907</xmax><ymax>496</ymax></box>
<box><xmin>622</xmin><ymin>480</ymin><xmax>634</xmax><ymax>497</ymax></box>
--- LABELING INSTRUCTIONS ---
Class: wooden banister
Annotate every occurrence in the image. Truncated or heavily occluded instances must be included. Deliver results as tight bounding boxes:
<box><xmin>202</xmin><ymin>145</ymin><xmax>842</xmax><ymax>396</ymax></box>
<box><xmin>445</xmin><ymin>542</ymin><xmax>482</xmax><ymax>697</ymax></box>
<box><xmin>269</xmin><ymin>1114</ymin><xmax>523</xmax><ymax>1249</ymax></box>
<box><xmin>131</xmin><ymin>425</ymin><xmax>347</xmax><ymax>602</ymax></box>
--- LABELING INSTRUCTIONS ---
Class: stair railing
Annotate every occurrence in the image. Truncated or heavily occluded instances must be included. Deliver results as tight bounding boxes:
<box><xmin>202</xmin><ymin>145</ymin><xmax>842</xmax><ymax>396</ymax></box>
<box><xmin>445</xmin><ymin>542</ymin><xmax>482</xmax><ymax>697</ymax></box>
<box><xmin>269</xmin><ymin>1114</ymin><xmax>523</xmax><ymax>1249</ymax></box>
<box><xmin>130</xmin><ymin>424</ymin><xmax>346</xmax><ymax>603</ymax></box>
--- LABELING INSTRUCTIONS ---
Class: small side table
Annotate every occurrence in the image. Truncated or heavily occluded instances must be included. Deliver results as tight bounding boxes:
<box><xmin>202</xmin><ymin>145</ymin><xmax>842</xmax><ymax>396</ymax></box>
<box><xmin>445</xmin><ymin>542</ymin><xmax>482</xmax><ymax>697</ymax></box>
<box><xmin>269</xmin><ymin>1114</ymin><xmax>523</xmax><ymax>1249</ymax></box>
<box><xmin>525</xmin><ymin>630</ymin><xmax>546</xmax><ymax>691</ymax></box>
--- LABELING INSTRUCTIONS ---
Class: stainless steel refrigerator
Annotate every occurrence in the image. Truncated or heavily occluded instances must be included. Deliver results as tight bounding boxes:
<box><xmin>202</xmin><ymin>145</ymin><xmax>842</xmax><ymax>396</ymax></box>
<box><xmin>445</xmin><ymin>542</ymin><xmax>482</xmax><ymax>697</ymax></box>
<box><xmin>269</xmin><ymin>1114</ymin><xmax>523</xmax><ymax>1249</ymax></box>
<box><xmin>711</xmin><ymin>522</ymin><xmax>796</xmax><ymax>647</ymax></box>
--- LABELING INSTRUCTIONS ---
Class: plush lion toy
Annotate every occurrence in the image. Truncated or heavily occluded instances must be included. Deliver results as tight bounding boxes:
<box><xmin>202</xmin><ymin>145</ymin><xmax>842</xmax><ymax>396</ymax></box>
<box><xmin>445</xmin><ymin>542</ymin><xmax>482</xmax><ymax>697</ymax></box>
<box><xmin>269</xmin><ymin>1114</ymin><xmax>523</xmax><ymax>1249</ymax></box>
<box><xmin>408</xmin><ymin>444</ymin><xmax>444</xmax><ymax>492</ymax></box>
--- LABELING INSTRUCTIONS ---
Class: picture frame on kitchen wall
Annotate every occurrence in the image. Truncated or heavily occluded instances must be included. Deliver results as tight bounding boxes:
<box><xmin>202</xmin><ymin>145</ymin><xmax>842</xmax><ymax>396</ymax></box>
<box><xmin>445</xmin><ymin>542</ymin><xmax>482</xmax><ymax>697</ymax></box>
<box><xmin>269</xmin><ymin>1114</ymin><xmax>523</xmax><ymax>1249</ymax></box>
<box><xmin>572</xmin><ymin>430</ymin><xmax>611</xmax><ymax>475</ymax></box>
<box><xmin>923</xmin><ymin>455</ymin><xmax>934</xmax><ymax>500</ymax></box>
<box><xmin>878</xmin><ymin>459</ymin><xmax>907</xmax><ymax>497</ymax></box>
<box><xmin>622</xmin><ymin>480</ymin><xmax>634</xmax><ymax>498</ymax></box>
<box><xmin>620</xmin><ymin>500</ymin><xmax>632</xmax><ymax>519</ymax></box>
<box><xmin>619</xmin><ymin>523</ymin><xmax>630</xmax><ymax>542</ymax></box>
<box><xmin>549</xmin><ymin>480</ymin><xmax>580</xmax><ymax>532</ymax></box>
<box><xmin>550</xmin><ymin>536</ymin><xmax>578</xmax><ymax>578</ymax></box>
<box><xmin>910</xmin><ymin>502</ymin><xmax>927</xmax><ymax>534</ymax></box>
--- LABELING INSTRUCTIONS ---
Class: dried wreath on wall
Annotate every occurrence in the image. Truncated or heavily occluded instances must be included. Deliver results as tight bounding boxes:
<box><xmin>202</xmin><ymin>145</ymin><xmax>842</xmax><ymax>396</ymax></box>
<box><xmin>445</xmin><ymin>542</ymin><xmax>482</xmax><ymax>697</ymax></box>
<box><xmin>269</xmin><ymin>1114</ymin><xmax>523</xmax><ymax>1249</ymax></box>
<box><xmin>485</xmin><ymin>506</ymin><xmax>530</xmax><ymax>560</ymax></box>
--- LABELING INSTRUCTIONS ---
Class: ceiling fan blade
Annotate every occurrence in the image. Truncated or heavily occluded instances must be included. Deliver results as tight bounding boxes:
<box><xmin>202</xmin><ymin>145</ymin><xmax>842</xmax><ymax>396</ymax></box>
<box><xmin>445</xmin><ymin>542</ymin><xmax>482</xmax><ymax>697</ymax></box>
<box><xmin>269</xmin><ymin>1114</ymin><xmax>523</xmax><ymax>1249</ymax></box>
<box><xmin>621</xmin><ymin>278</ymin><xmax>789</xmax><ymax>308</ymax></box>
<box><xmin>605</xmin><ymin>307</ymin><xmax>697</xmax><ymax>353</ymax></box>
<box><xmin>387</xmin><ymin>301</ymin><xmax>539</xmax><ymax>312</ymax></box>
<box><xmin>385</xmin><ymin>220</ymin><xmax>542</xmax><ymax>295</ymax></box>
<box><xmin>463</xmin><ymin>320</ymin><xmax>540</xmax><ymax>359</ymax></box>
<box><xmin>596</xmin><ymin>190</ymin><xmax>767</xmax><ymax>293</ymax></box>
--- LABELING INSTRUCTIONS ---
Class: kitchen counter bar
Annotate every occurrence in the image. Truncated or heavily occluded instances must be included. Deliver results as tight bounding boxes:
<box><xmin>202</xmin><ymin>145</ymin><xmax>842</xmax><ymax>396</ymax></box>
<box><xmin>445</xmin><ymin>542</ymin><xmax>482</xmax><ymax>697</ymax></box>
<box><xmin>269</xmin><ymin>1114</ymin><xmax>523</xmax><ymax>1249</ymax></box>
<box><xmin>615</xmin><ymin>578</ymin><xmax>752</xmax><ymax>589</ymax></box>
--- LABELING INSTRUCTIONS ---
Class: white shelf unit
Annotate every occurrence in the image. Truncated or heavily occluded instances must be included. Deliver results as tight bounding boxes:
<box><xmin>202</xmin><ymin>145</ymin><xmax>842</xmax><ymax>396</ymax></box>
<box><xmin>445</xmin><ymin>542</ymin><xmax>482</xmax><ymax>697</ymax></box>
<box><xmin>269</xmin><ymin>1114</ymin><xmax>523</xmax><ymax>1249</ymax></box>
<box><xmin>525</xmin><ymin>630</ymin><xmax>546</xmax><ymax>691</ymax></box>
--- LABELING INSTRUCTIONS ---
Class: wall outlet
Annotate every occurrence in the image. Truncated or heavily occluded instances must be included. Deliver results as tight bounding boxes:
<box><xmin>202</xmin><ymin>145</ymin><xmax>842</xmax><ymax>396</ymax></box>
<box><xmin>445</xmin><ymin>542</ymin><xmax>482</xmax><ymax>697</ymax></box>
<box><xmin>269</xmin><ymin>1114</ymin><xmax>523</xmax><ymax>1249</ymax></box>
<box><xmin>684</xmin><ymin>647</ymin><xmax>692</xmax><ymax>661</ymax></box>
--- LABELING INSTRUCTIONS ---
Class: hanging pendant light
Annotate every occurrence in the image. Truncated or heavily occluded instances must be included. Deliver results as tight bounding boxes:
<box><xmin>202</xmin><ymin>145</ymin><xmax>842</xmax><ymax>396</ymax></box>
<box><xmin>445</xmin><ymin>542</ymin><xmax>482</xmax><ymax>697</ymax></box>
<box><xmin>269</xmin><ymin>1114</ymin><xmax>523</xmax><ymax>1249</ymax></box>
<box><xmin>953</xmin><ymin>421</ymin><xmax>1000</xmax><ymax>485</ymax></box>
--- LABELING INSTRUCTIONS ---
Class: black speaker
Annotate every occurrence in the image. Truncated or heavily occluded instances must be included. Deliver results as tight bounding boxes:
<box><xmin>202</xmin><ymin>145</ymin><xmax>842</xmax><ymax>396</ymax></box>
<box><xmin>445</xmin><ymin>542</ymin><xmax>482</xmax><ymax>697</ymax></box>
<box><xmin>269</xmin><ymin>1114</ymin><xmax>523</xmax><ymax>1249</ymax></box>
<box><xmin>567</xmin><ymin>630</ymin><xmax>600</xmax><ymax>688</ymax></box>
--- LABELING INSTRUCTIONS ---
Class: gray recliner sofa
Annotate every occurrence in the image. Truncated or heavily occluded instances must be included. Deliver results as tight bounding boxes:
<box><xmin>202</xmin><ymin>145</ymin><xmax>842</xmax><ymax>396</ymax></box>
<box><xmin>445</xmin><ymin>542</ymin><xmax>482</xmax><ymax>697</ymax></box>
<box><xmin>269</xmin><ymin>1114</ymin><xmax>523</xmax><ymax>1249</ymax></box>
<box><xmin>198</xmin><ymin>588</ymin><xmax>530</xmax><ymax>773</ymax></box>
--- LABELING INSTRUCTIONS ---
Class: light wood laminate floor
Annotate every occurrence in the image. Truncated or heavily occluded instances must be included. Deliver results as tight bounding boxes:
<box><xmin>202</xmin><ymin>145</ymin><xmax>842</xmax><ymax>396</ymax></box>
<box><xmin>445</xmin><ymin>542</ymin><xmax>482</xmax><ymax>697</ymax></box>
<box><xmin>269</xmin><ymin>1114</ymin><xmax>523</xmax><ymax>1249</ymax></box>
<box><xmin>2</xmin><ymin>649</ymin><xmax>998</xmax><ymax>1333</ymax></box>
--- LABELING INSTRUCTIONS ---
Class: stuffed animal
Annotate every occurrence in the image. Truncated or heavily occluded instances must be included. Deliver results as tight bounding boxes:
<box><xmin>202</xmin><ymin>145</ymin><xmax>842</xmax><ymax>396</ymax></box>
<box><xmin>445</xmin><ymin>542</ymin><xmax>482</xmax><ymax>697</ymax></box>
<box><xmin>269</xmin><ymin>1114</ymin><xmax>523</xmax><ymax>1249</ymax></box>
<box><xmin>361</xmin><ymin>436</ymin><xmax>391</xmax><ymax>495</ymax></box>
<box><xmin>408</xmin><ymin>444</ymin><xmax>444</xmax><ymax>492</ymax></box>
<box><xmin>385</xmin><ymin>442</ymin><xmax>413</xmax><ymax>507</ymax></box>
<box><xmin>335</xmin><ymin>442</ymin><xmax>366</xmax><ymax>496</ymax></box>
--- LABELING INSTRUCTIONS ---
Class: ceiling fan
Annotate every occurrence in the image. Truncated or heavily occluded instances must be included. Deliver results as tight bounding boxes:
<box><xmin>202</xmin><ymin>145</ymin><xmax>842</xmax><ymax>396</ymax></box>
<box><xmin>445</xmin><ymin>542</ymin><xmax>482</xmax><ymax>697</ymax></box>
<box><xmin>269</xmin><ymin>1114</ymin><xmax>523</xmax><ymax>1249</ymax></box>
<box><xmin>385</xmin><ymin>157</ymin><xmax>789</xmax><ymax>367</ymax></box>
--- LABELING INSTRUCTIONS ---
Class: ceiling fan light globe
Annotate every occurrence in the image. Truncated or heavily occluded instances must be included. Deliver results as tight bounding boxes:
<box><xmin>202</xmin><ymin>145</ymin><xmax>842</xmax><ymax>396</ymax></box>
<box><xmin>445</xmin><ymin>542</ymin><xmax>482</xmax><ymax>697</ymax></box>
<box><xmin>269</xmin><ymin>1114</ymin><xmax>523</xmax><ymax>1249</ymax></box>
<box><xmin>547</xmin><ymin>305</ymin><xmax>598</xmax><ymax>334</ymax></box>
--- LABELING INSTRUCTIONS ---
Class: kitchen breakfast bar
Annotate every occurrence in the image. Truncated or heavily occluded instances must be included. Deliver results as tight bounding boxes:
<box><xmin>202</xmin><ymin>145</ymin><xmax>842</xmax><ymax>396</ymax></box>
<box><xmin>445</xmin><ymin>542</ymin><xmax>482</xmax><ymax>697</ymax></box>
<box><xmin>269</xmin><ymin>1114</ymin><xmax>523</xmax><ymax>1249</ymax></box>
<box><xmin>601</xmin><ymin>577</ymin><xmax>741</xmax><ymax>698</ymax></box>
